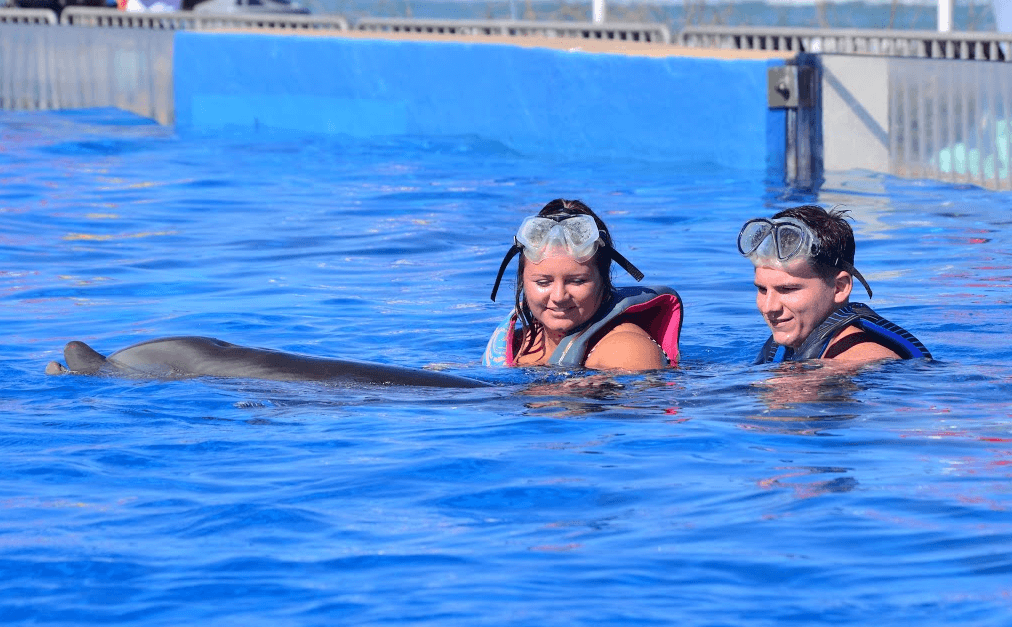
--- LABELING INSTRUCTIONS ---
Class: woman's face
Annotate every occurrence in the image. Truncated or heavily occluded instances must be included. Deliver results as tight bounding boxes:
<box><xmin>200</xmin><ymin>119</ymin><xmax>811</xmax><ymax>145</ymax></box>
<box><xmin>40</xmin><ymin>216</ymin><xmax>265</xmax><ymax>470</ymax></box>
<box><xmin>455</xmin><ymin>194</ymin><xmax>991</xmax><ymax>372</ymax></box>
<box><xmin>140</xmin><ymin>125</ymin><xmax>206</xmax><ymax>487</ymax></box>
<box><xmin>522</xmin><ymin>255</ymin><xmax>606</xmax><ymax>338</ymax></box>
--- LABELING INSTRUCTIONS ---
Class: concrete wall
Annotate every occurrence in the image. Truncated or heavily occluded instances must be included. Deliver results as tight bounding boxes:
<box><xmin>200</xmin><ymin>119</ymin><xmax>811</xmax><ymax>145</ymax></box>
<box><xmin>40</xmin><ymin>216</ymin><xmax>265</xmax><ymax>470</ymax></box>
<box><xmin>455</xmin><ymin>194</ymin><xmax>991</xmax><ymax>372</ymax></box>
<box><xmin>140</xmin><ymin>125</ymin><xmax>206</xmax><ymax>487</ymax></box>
<box><xmin>821</xmin><ymin>54</ymin><xmax>1012</xmax><ymax>190</ymax></box>
<box><xmin>821</xmin><ymin>55</ymin><xmax>890</xmax><ymax>174</ymax></box>
<box><xmin>172</xmin><ymin>32</ymin><xmax>786</xmax><ymax>172</ymax></box>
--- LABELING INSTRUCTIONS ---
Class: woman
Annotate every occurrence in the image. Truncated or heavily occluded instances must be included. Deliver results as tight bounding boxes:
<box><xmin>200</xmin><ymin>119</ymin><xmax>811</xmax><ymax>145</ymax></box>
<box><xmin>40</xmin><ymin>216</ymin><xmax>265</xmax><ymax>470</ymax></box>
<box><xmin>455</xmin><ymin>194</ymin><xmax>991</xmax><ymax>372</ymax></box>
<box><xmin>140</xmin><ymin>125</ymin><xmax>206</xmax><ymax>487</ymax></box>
<box><xmin>483</xmin><ymin>199</ymin><xmax>682</xmax><ymax>371</ymax></box>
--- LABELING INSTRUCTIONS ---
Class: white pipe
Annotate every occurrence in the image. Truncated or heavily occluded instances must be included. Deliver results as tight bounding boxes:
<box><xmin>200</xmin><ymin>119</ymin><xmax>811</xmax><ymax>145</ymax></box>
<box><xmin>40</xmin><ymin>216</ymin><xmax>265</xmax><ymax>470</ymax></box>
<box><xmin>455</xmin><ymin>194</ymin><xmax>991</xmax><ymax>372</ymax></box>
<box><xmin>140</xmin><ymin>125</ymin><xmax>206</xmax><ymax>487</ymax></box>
<box><xmin>937</xmin><ymin>0</ymin><xmax>954</xmax><ymax>32</ymax></box>
<box><xmin>592</xmin><ymin>0</ymin><xmax>605</xmax><ymax>23</ymax></box>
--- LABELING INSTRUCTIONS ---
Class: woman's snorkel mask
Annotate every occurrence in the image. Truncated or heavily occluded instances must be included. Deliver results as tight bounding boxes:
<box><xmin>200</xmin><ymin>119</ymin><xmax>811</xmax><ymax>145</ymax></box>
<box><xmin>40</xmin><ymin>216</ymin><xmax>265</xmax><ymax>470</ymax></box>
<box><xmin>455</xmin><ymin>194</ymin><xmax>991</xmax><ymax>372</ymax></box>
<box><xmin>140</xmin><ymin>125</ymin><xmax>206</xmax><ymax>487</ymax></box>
<box><xmin>490</xmin><ymin>213</ymin><xmax>644</xmax><ymax>301</ymax></box>
<box><xmin>738</xmin><ymin>217</ymin><xmax>874</xmax><ymax>298</ymax></box>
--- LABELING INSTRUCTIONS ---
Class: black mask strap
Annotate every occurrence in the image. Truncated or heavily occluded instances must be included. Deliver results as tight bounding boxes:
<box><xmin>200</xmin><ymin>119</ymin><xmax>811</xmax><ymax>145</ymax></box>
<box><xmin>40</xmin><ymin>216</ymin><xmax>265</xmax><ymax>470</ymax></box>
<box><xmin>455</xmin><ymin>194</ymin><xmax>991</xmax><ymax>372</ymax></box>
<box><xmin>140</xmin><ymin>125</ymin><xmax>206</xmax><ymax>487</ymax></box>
<box><xmin>839</xmin><ymin>260</ymin><xmax>873</xmax><ymax>299</ymax></box>
<box><xmin>608</xmin><ymin>249</ymin><xmax>645</xmax><ymax>282</ymax></box>
<box><xmin>490</xmin><ymin>244</ymin><xmax>522</xmax><ymax>302</ymax></box>
<box><xmin>490</xmin><ymin>243</ymin><xmax>644</xmax><ymax>302</ymax></box>
<box><xmin>818</xmin><ymin>249</ymin><xmax>873</xmax><ymax>299</ymax></box>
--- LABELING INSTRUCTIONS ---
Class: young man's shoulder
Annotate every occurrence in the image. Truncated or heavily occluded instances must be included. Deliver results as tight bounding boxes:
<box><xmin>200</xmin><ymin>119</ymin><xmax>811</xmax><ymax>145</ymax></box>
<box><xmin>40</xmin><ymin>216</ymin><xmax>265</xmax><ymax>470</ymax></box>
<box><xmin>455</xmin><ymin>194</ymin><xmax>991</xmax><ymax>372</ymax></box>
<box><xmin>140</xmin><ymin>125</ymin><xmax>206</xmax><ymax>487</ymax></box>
<box><xmin>822</xmin><ymin>324</ymin><xmax>901</xmax><ymax>362</ymax></box>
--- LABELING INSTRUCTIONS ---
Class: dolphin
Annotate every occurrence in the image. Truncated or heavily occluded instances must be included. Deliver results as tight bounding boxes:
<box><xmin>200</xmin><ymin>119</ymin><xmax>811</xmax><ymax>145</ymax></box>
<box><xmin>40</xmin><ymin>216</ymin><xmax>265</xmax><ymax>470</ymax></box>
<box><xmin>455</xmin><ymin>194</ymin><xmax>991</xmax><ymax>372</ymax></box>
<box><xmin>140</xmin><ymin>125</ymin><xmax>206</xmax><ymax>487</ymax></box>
<box><xmin>45</xmin><ymin>336</ymin><xmax>490</xmax><ymax>388</ymax></box>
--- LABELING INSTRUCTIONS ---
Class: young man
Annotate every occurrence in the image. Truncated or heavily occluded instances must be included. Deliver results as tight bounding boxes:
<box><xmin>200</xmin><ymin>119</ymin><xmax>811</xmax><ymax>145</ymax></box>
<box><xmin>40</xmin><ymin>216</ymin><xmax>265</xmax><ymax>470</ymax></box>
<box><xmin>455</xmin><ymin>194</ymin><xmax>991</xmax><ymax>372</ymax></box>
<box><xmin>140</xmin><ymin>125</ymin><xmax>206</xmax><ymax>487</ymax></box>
<box><xmin>738</xmin><ymin>205</ymin><xmax>931</xmax><ymax>364</ymax></box>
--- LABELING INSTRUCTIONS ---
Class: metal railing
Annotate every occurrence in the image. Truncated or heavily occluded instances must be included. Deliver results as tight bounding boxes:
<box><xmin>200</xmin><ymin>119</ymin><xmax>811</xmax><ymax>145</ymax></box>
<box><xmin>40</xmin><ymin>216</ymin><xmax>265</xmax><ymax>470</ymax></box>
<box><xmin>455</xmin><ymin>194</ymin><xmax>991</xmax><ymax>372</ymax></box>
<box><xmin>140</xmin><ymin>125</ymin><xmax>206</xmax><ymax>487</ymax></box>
<box><xmin>681</xmin><ymin>25</ymin><xmax>1012</xmax><ymax>61</ymax></box>
<box><xmin>0</xmin><ymin>7</ymin><xmax>57</xmax><ymax>24</ymax></box>
<box><xmin>355</xmin><ymin>17</ymin><xmax>671</xmax><ymax>44</ymax></box>
<box><xmin>60</xmin><ymin>6</ymin><xmax>349</xmax><ymax>31</ymax></box>
<box><xmin>888</xmin><ymin>57</ymin><xmax>1012</xmax><ymax>189</ymax></box>
<box><xmin>6</xmin><ymin>8</ymin><xmax>666</xmax><ymax>43</ymax></box>
<box><xmin>0</xmin><ymin>23</ymin><xmax>173</xmax><ymax>124</ymax></box>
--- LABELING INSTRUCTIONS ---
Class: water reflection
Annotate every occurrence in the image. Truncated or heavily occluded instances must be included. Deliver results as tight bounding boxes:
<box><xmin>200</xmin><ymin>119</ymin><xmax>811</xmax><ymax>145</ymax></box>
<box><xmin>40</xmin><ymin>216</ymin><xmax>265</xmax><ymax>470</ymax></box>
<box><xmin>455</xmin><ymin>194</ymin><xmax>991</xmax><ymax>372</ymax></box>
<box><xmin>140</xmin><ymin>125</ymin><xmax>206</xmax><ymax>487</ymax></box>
<box><xmin>524</xmin><ymin>373</ymin><xmax>627</xmax><ymax>399</ymax></box>
<box><xmin>516</xmin><ymin>361</ymin><xmax>872</xmax><ymax>425</ymax></box>
<box><xmin>520</xmin><ymin>373</ymin><xmax>684</xmax><ymax>418</ymax></box>
<box><xmin>757</xmin><ymin>465</ymin><xmax>859</xmax><ymax>499</ymax></box>
<box><xmin>520</xmin><ymin>374</ymin><xmax>639</xmax><ymax>418</ymax></box>
<box><xmin>752</xmin><ymin>361</ymin><xmax>864</xmax><ymax>410</ymax></box>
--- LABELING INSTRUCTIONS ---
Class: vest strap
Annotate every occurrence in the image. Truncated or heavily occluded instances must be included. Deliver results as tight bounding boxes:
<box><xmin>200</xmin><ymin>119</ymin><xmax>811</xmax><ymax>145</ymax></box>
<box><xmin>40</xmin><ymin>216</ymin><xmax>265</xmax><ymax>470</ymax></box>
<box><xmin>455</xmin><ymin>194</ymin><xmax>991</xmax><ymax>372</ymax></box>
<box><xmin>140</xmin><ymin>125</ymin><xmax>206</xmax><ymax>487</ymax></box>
<box><xmin>754</xmin><ymin>302</ymin><xmax>931</xmax><ymax>363</ymax></box>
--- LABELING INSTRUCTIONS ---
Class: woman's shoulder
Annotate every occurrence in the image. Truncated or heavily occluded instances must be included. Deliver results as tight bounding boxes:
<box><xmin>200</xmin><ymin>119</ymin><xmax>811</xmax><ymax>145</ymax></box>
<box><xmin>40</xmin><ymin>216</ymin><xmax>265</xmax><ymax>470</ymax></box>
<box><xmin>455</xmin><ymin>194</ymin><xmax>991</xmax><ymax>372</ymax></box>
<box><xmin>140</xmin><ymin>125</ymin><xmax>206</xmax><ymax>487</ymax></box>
<box><xmin>584</xmin><ymin>322</ymin><xmax>666</xmax><ymax>371</ymax></box>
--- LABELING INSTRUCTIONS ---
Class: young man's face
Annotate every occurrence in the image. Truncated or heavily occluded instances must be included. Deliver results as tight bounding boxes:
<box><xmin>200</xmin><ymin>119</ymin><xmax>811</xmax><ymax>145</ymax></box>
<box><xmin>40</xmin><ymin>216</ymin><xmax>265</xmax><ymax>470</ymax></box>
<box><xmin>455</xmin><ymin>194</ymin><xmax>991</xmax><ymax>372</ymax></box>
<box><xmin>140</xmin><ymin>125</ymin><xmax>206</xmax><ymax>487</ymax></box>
<box><xmin>753</xmin><ymin>260</ymin><xmax>851</xmax><ymax>349</ymax></box>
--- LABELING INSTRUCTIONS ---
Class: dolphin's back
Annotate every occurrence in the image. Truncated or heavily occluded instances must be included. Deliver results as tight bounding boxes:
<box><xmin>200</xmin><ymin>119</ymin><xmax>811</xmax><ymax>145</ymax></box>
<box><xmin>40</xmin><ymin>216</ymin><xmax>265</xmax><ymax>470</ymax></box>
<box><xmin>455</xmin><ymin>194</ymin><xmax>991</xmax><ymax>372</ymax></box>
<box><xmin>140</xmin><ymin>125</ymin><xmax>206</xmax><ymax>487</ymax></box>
<box><xmin>60</xmin><ymin>336</ymin><xmax>488</xmax><ymax>388</ymax></box>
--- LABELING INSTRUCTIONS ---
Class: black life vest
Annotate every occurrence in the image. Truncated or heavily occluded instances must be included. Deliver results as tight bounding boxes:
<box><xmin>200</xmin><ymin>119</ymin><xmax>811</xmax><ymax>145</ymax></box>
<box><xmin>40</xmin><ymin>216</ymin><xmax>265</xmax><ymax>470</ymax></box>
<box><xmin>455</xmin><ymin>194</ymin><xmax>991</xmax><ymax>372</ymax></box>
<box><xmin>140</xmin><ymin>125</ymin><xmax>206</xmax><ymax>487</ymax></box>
<box><xmin>754</xmin><ymin>302</ymin><xmax>931</xmax><ymax>364</ymax></box>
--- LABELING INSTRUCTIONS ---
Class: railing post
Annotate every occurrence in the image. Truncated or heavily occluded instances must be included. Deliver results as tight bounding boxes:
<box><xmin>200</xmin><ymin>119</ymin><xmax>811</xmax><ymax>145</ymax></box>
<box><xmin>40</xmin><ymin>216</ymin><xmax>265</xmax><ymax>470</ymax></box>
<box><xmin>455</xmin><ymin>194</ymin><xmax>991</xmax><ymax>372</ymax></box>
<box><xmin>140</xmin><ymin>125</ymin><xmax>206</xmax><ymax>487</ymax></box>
<box><xmin>938</xmin><ymin>0</ymin><xmax>954</xmax><ymax>32</ymax></box>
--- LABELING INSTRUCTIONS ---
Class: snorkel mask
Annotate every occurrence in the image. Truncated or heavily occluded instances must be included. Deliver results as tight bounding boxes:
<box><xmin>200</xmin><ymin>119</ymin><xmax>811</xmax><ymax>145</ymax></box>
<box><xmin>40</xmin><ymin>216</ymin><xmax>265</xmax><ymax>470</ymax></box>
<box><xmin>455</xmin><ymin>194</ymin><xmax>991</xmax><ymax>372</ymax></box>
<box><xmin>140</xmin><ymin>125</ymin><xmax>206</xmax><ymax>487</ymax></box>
<box><xmin>738</xmin><ymin>217</ymin><xmax>874</xmax><ymax>298</ymax></box>
<box><xmin>490</xmin><ymin>213</ymin><xmax>644</xmax><ymax>301</ymax></box>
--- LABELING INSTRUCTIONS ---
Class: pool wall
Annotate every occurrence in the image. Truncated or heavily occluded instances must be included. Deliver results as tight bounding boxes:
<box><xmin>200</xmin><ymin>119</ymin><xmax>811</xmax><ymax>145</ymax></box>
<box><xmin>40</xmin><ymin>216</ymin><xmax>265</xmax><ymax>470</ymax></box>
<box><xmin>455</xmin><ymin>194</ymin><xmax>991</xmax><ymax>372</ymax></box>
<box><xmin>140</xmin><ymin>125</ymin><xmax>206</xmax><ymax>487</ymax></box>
<box><xmin>172</xmin><ymin>33</ymin><xmax>786</xmax><ymax>172</ymax></box>
<box><xmin>8</xmin><ymin>18</ymin><xmax>1009</xmax><ymax>189</ymax></box>
<box><xmin>0</xmin><ymin>21</ymin><xmax>787</xmax><ymax>173</ymax></box>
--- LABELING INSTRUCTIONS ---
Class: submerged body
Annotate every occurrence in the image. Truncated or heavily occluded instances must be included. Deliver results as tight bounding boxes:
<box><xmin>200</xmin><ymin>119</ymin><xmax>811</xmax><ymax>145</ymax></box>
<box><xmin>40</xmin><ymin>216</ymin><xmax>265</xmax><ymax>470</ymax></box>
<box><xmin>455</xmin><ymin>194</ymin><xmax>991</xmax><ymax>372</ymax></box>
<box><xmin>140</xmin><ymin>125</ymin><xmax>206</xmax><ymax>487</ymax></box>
<box><xmin>47</xmin><ymin>337</ymin><xmax>489</xmax><ymax>388</ymax></box>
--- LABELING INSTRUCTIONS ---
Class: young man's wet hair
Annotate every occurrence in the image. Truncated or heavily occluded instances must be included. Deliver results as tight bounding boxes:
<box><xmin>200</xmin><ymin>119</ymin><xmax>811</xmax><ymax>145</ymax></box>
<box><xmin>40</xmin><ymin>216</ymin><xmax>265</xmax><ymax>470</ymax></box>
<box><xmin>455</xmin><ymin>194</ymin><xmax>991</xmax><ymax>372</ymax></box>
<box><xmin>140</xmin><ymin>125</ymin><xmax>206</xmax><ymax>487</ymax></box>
<box><xmin>772</xmin><ymin>205</ymin><xmax>856</xmax><ymax>283</ymax></box>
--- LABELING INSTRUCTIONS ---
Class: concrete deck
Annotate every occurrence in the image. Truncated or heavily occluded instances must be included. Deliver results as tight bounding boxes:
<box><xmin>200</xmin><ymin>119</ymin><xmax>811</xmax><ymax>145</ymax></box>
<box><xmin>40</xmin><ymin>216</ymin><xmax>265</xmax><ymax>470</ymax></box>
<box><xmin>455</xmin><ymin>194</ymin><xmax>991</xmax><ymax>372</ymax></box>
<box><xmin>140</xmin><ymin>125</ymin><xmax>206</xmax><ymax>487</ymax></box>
<box><xmin>207</xmin><ymin>27</ymin><xmax>798</xmax><ymax>60</ymax></box>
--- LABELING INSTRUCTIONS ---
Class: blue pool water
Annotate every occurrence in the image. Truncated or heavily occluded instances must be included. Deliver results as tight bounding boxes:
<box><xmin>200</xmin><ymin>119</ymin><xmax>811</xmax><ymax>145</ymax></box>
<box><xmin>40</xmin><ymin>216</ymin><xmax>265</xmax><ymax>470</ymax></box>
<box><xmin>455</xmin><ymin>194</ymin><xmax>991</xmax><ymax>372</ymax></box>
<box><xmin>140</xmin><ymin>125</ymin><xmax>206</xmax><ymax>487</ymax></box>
<box><xmin>2</xmin><ymin>108</ymin><xmax>1011</xmax><ymax>625</ymax></box>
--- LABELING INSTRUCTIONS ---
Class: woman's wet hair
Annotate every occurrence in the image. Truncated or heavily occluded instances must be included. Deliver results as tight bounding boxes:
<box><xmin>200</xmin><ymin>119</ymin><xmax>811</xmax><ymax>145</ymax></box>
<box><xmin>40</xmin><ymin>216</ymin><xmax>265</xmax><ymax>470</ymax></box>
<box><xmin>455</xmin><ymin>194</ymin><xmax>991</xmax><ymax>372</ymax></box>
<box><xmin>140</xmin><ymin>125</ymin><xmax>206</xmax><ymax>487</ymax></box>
<box><xmin>514</xmin><ymin>199</ymin><xmax>614</xmax><ymax>355</ymax></box>
<box><xmin>773</xmin><ymin>205</ymin><xmax>856</xmax><ymax>282</ymax></box>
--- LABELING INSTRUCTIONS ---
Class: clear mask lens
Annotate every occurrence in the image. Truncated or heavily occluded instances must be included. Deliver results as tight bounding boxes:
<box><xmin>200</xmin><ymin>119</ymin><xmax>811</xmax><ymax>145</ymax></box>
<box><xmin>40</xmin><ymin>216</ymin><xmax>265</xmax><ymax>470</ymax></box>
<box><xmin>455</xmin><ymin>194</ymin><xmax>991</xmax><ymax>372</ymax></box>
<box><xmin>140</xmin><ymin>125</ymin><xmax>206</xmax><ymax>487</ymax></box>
<box><xmin>775</xmin><ymin>225</ymin><xmax>805</xmax><ymax>258</ymax></box>
<box><xmin>738</xmin><ymin>221</ymin><xmax>773</xmax><ymax>256</ymax></box>
<box><xmin>516</xmin><ymin>215</ymin><xmax>601</xmax><ymax>263</ymax></box>
<box><xmin>738</xmin><ymin>217</ymin><xmax>815</xmax><ymax>265</ymax></box>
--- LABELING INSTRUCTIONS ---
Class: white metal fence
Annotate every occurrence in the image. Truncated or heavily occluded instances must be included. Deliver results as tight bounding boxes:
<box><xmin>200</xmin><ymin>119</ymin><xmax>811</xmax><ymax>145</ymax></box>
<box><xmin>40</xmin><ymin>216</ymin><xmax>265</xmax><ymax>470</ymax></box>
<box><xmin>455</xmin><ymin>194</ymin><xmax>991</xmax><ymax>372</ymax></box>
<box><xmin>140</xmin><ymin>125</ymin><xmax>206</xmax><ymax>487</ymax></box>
<box><xmin>60</xmin><ymin>6</ymin><xmax>350</xmax><ymax>30</ymax></box>
<box><xmin>681</xmin><ymin>25</ymin><xmax>1012</xmax><ymax>61</ymax></box>
<box><xmin>0</xmin><ymin>7</ymin><xmax>57</xmax><ymax>24</ymax></box>
<box><xmin>888</xmin><ymin>57</ymin><xmax>1012</xmax><ymax>189</ymax></box>
<box><xmin>56</xmin><ymin>8</ymin><xmax>663</xmax><ymax>42</ymax></box>
<box><xmin>0</xmin><ymin>23</ymin><xmax>173</xmax><ymax>124</ymax></box>
<box><xmin>354</xmin><ymin>16</ymin><xmax>670</xmax><ymax>43</ymax></box>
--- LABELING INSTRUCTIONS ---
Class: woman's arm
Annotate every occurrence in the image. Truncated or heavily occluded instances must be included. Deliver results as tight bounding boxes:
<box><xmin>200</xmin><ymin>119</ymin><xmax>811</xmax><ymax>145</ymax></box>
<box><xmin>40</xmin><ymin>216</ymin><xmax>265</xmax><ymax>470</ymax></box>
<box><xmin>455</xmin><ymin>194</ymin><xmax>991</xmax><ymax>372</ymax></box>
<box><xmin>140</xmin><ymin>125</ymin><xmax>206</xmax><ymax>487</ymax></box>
<box><xmin>584</xmin><ymin>322</ymin><xmax>666</xmax><ymax>371</ymax></box>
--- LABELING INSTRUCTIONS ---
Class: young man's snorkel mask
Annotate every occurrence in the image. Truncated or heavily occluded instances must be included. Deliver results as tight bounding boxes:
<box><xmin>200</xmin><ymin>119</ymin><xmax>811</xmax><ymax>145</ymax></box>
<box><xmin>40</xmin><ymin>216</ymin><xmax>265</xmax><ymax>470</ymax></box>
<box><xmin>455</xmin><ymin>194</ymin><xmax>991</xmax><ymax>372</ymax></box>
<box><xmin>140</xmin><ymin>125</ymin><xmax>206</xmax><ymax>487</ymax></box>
<box><xmin>737</xmin><ymin>217</ymin><xmax>874</xmax><ymax>298</ymax></box>
<box><xmin>490</xmin><ymin>213</ymin><xmax>644</xmax><ymax>301</ymax></box>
